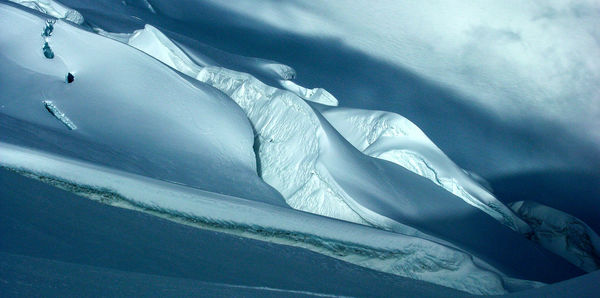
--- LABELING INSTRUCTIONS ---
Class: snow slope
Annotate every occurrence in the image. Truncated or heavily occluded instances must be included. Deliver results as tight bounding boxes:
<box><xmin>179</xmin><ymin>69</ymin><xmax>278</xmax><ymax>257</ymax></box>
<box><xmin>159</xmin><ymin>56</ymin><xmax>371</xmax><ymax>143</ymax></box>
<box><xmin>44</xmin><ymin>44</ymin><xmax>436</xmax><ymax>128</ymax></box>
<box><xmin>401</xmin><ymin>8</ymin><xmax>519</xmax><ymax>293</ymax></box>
<box><xmin>0</xmin><ymin>2</ymin><xmax>285</xmax><ymax>206</ymax></box>
<box><xmin>0</xmin><ymin>168</ymin><xmax>471</xmax><ymax>298</ymax></box>
<box><xmin>317</xmin><ymin>106</ymin><xmax>531</xmax><ymax>234</ymax></box>
<box><xmin>1</xmin><ymin>1</ymin><xmax>597</xmax><ymax>295</ymax></box>
<box><xmin>111</xmin><ymin>22</ymin><xmax>575</xmax><ymax>283</ymax></box>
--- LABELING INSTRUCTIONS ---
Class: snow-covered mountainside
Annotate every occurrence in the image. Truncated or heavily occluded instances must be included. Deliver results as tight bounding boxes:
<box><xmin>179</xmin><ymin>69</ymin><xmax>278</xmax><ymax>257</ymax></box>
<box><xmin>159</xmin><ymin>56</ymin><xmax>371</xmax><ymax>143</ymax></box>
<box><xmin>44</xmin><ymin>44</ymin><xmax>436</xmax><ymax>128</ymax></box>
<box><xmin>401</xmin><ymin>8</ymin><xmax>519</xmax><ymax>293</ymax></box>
<box><xmin>1</xmin><ymin>0</ymin><xmax>598</xmax><ymax>296</ymax></box>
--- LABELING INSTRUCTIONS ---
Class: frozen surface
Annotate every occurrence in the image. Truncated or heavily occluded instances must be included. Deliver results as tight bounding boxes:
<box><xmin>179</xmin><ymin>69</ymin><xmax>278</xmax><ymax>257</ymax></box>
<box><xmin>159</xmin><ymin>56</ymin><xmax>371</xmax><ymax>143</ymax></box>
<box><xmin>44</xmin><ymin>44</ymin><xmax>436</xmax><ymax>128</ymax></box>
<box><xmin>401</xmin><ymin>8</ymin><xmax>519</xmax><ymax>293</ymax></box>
<box><xmin>1</xmin><ymin>1</ymin><xmax>597</xmax><ymax>296</ymax></box>
<box><xmin>509</xmin><ymin>201</ymin><xmax>600</xmax><ymax>272</ymax></box>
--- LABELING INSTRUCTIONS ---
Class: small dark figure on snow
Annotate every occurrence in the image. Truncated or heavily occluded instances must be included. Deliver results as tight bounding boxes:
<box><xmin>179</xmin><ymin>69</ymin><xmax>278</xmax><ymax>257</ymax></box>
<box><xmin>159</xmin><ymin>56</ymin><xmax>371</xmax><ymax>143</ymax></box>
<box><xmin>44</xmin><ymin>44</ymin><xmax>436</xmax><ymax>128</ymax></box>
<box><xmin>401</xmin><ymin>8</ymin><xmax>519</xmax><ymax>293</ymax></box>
<box><xmin>43</xmin><ymin>42</ymin><xmax>54</xmax><ymax>59</ymax></box>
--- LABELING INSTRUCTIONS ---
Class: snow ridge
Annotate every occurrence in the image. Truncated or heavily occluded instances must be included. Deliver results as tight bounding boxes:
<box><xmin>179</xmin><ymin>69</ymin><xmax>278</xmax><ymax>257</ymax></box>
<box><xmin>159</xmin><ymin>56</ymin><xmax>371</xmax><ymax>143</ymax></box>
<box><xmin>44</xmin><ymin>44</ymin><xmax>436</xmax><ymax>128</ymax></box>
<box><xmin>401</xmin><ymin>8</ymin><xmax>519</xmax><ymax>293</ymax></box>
<box><xmin>319</xmin><ymin>107</ymin><xmax>531</xmax><ymax>234</ymax></box>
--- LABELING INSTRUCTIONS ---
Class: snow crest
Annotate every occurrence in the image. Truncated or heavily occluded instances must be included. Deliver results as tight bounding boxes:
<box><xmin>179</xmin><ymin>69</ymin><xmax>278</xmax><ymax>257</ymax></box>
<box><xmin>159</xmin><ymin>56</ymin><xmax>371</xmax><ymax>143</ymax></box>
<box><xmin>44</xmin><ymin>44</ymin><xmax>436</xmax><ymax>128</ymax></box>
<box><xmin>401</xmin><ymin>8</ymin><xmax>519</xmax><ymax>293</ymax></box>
<box><xmin>319</xmin><ymin>107</ymin><xmax>531</xmax><ymax>234</ymax></box>
<box><xmin>196</xmin><ymin>67</ymin><xmax>368</xmax><ymax>225</ymax></box>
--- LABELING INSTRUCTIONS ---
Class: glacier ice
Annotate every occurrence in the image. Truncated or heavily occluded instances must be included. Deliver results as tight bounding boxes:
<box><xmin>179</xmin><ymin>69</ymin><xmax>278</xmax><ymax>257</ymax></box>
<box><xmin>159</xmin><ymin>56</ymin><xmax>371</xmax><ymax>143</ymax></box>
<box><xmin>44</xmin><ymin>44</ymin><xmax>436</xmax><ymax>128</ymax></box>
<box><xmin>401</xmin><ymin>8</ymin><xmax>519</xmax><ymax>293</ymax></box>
<box><xmin>510</xmin><ymin>201</ymin><xmax>600</xmax><ymax>272</ymax></box>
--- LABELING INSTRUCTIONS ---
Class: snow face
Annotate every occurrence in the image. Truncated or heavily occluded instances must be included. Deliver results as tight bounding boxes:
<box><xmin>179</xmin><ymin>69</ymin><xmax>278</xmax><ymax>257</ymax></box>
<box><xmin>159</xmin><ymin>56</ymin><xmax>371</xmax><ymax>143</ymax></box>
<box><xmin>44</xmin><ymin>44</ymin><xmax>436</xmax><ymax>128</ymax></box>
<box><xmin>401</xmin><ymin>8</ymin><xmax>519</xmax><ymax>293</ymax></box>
<box><xmin>509</xmin><ymin>201</ymin><xmax>600</xmax><ymax>272</ymax></box>
<box><xmin>317</xmin><ymin>106</ymin><xmax>531</xmax><ymax>234</ymax></box>
<box><xmin>1</xmin><ymin>2</ymin><xmax>592</xmax><ymax>295</ymax></box>
<box><xmin>8</xmin><ymin>0</ymin><xmax>83</xmax><ymax>24</ymax></box>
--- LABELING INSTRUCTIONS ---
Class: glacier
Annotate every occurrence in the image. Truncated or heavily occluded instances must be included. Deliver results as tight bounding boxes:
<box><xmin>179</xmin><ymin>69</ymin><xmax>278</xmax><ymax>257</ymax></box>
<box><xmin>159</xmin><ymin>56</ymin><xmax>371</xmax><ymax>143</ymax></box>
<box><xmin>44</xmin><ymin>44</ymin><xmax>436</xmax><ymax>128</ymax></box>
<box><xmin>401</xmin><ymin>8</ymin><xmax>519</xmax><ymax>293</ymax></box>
<box><xmin>1</xmin><ymin>0</ymin><xmax>598</xmax><ymax>296</ymax></box>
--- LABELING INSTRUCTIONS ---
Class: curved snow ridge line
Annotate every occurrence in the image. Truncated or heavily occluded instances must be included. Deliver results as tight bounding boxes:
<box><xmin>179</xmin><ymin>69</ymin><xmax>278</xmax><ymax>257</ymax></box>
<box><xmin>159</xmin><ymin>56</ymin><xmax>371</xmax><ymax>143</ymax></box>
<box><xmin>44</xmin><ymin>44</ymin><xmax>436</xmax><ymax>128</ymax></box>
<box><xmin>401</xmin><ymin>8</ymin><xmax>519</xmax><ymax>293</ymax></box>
<box><xmin>7</xmin><ymin>0</ymin><xmax>83</xmax><ymax>24</ymax></box>
<box><xmin>195</xmin><ymin>66</ymin><xmax>372</xmax><ymax>226</ymax></box>
<box><xmin>0</xmin><ymin>143</ymin><xmax>528</xmax><ymax>295</ymax></box>
<box><xmin>319</xmin><ymin>107</ymin><xmax>531</xmax><ymax>234</ymax></box>
<box><xmin>105</xmin><ymin>24</ymin><xmax>337</xmax><ymax>107</ymax></box>
<box><xmin>509</xmin><ymin>201</ymin><xmax>600</xmax><ymax>272</ymax></box>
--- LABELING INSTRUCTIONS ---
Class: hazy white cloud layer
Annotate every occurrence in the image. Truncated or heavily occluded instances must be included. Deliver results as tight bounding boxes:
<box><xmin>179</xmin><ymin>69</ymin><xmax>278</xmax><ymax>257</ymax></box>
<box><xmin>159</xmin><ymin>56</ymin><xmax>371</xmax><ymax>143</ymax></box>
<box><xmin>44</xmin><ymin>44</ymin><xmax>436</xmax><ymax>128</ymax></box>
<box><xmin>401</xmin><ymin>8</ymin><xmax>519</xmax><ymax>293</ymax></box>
<box><xmin>208</xmin><ymin>0</ymin><xmax>600</xmax><ymax>142</ymax></box>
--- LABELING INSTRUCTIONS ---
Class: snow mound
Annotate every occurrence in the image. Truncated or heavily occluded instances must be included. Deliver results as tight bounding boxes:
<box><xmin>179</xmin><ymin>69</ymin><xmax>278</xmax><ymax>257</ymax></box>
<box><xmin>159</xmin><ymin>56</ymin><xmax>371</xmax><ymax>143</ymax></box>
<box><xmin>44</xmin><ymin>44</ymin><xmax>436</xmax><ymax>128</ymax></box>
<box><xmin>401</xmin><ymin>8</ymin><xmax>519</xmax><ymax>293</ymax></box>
<box><xmin>280</xmin><ymin>79</ymin><xmax>338</xmax><ymax>106</ymax></box>
<box><xmin>509</xmin><ymin>201</ymin><xmax>600</xmax><ymax>272</ymax></box>
<box><xmin>318</xmin><ymin>106</ymin><xmax>531</xmax><ymax>234</ymax></box>
<box><xmin>8</xmin><ymin>0</ymin><xmax>83</xmax><ymax>24</ymax></box>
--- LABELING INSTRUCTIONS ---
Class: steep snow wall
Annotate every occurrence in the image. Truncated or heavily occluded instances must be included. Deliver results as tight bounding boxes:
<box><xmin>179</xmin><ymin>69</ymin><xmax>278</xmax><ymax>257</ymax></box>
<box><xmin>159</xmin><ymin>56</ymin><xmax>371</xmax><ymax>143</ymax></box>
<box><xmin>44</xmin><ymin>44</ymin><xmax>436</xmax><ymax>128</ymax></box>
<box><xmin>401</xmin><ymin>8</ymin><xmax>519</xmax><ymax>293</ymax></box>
<box><xmin>510</xmin><ymin>201</ymin><xmax>600</xmax><ymax>272</ymax></box>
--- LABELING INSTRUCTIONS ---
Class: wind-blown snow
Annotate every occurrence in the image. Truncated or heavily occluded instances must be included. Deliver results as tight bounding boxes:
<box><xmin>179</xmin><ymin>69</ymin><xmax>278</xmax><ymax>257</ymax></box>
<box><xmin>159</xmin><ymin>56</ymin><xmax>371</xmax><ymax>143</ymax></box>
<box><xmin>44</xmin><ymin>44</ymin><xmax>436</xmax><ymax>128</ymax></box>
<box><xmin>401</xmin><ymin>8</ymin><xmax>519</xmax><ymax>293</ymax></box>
<box><xmin>509</xmin><ymin>201</ymin><xmax>600</xmax><ymax>272</ymax></box>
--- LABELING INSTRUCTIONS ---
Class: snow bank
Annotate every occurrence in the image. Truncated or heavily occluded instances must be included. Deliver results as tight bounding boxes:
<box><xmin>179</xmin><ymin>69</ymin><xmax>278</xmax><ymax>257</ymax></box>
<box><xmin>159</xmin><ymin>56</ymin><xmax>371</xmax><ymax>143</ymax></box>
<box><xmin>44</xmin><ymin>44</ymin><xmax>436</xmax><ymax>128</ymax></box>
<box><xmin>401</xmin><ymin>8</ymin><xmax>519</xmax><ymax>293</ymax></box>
<box><xmin>509</xmin><ymin>201</ymin><xmax>600</xmax><ymax>272</ymax></box>
<box><xmin>8</xmin><ymin>0</ymin><xmax>83</xmax><ymax>24</ymax></box>
<box><xmin>318</xmin><ymin>106</ymin><xmax>531</xmax><ymax>234</ymax></box>
<box><xmin>0</xmin><ymin>143</ymin><xmax>535</xmax><ymax>295</ymax></box>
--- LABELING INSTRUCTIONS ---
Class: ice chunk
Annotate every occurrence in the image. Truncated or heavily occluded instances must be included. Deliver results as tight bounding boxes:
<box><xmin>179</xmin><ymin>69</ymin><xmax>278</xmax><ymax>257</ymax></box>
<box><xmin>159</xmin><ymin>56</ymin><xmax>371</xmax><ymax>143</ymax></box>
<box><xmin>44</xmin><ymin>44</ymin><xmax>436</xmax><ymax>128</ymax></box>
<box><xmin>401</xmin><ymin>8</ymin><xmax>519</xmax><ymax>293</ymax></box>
<box><xmin>43</xmin><ymin>100</ymin><xmax>76</xmax><ymax>130</ymax></box>
<box><xmin>510</xmin><ymin>201</ymin><xmax>600</xmax><ymax>272</ymax></box>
